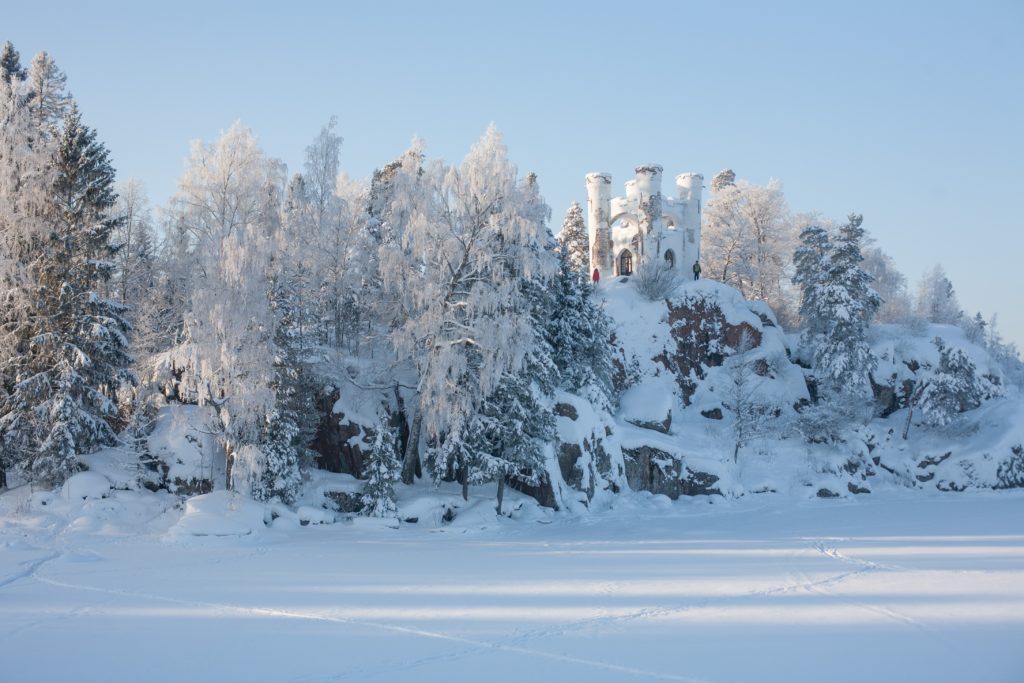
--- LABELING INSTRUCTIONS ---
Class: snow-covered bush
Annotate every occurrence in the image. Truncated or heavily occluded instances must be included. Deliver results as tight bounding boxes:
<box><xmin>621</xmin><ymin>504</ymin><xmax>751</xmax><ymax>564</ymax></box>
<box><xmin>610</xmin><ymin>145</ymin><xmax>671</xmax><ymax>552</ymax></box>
<box><xmin>633</xmin><ymin>261</ymin><xmax>681</xmax><ymax>301</ymax></box>
<box><xmin>996</xmin><ymin>445</ymin><xmax>1024</xmax><ymax>489</ymax></box>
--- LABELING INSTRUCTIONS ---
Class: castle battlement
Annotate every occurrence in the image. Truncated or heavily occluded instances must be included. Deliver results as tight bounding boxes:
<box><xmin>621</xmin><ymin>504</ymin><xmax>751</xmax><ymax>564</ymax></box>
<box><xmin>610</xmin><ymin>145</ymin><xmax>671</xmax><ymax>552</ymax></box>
<box><xmin>586</xmin><ymin>165</ymin><xmax>703</xmax><ymax>280</ymax></box>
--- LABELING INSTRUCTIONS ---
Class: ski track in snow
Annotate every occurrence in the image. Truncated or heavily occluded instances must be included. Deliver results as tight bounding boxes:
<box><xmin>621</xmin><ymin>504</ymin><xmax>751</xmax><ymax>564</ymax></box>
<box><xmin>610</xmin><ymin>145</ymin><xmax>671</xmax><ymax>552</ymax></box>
<box><xmin>17</xmin><ymin>537</ymin><xmax>891</xmax><ymax>683</ymax></box>
<box><xmin>31</xmin><ymin>572</ymin><xmax>715</xmax><ymax>683</ymax></box>
<box><xmin>0</xmin><ymin>550</ymin><xmax>62</xmax><ymax>590</ymax></box>
<box><xmin>6</xmin><ymin>493</ymin><xmax>1022</xmax><ymax>682</ymax></box>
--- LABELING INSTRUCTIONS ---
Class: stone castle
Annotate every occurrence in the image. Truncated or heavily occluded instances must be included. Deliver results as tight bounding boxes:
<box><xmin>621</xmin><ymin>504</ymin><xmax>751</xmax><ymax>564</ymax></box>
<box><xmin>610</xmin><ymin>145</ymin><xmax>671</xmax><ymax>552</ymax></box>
<box><xmin>585</xmin><ymin>165</ymin><xmax>703</xmax><ymax>280</ymax></box>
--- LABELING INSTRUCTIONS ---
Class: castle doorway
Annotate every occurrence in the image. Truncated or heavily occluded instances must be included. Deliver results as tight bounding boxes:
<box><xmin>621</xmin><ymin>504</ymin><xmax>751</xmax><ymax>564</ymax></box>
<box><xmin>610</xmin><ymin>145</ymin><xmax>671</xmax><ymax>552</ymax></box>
<box><xmin>664</xmin><ymin>249</ymin><xmax>676</xmax><ymax>268</ymax></box>
<box><xmin>619</xmin><ymin>250</ymin><xmax>633</xmax><ymax>276</ymax></box>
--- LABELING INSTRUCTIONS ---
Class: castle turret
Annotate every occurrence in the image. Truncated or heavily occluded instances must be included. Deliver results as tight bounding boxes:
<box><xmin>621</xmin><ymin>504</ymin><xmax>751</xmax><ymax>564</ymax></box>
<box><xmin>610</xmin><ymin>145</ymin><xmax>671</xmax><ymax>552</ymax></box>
<box><xmin>675</xmin><ymin>172</ymin><xmax>703</xmax><ymax>203</ymax></box>
<box><xmin>635</xmin><ymin>165</ymin><xmax>664</xmax><ymax>262</ymax></box>
<box><xmin>676</xmin><ymin>172</ymin><xmax>704</xmax><ymax>265</ymax></box>
<box><xmin>635</xmin><ymin>164</ymin><xmax>664</xmax><ymax>199</ymax></box>
<box><xmin>585</xmin><ymin>172</ymin><xmax>612</xmax><ymax>279</ymax></box>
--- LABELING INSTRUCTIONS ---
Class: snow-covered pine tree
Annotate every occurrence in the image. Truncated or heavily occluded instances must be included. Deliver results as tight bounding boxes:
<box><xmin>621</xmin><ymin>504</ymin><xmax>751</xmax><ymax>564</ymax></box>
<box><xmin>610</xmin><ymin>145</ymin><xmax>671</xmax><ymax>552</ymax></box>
<box><xmin>0</xmin><ymin>54</ymin><xmax>45</xmax><ymax>487</ymax></box>
<box><xmin>793</xmin><ymin>224</ymin><xmax>832</xmax><ymax>362</ymax></box>
<box><xmin>556</xmin><ymin>201</ymin><xmax>588</xmax><ymax>276</ymax></box>
<box><xmin>983</xmin><ymin>315</ymin><xmax>1024</xmax><ymax>387</ymax></box>
<box><xmin>361</xmin><ymin>417</ymin><xmax>401</xmax><ymax>518</ymax></box>
<box><xmin>265</xmin><ymin>251</ymin><xmax>320</xmax><ymax>496</ymax></box>
<box><xmin>546</xmin><ymin>241</ymin><xmax>615</xmax><ymax>409</ymax></box>
<box><xmin>441</xmin><ymin>369</ymin><xmax>553</xmax><ymax>513</ymax></box>
<box><xmin>0</xmin><ymin>41</ymin><xmax>26</xmax><ymax>84</ymax></box>
<box><xmin>996</xmin><ymin>445</ymin><xmax>1024</xmax><ymax>489</ymax></box>
<box><xmin>1</xmin><ymin>102</ymin><xmax>133</xmax><ymax>484</ymax></box>
<box><xmin>915</xmin><ymin>265</ymin><xmax>962</xmax><ymax>325</ymax></box>
<box><xmin>961</xmin><ymin>312</ymin><xmax>987</xmax><ymax>345</ymax></box>
<box><xmin>905</xmin><ymin>337</ymin><xmax>991</xmax><ymax>435</ymax></box>
<box><xmin>252</xmin><ymin>409</ymin><xmax>302</xmax><ymax>504</ymax></box>
<box><xmin>811</xmin><ymin>214</ymin><xmax>880</xmax><ymax>398</ymax></box>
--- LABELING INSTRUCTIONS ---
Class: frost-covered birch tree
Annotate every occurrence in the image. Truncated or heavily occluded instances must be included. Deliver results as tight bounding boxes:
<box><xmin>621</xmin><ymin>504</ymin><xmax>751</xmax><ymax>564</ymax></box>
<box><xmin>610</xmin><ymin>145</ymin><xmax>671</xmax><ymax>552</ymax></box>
<box><xmin>702</xmin><ymin>176</ymin><xmax>798</xmax><ymax>325</ymax></box>
<box><xmin>382</xmin><ymin>126</ymin><xmax>556</xmax><ymax>496</ymax></box>
<box><xmin>164</xmin><ymin>122</ymin><xmax>304</xmax><ymax>499</ymax></box>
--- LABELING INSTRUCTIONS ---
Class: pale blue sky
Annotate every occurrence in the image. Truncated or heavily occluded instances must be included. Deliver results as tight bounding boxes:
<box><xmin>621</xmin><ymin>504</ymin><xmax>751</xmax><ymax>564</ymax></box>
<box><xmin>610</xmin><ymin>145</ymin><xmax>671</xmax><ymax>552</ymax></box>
<box><xmin>7</xmin><ymin>0</ymin><xmax>1024</xmax><ymax>344</ymax></box>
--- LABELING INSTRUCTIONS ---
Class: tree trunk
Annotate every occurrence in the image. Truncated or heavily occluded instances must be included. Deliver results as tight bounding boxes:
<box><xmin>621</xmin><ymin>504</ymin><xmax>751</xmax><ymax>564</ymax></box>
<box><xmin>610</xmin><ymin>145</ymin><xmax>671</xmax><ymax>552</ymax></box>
<box><xmin>0</xmin><ymin>465</ymin><xmax>7</xmax><ymax>490</ymax></box>
<box><xmin>224</xmin><ymin>442</ymin><xmax>234</xmax><ymax>491</ymax></box>
<box><xmin>401</xmin><ymin>411</ymin><xmax>421</xmax><ymax>485</ymax></box>
<box><xmin>902</xmin><ymin>384</ymin><xmax>919</xmax><ymax>440</ymax></box>
<box><xmin>496</xmin><ymin>476</ymin><xmax>505</xmax><ymax>516</ymax></box>
<box><xmin>902</xmin><ymin>403</ymin><xmax>914</xmax><ymax>440</ymax></box>
<box><xmin>460</xmin><ymin>454</ymin><xmax>469</xmax><ymax>501</ymax></box>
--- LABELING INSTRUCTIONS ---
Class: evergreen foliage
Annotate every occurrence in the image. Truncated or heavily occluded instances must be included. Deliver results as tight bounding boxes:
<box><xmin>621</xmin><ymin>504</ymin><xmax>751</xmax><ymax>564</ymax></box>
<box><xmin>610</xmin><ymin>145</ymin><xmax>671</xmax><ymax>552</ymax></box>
<box><xmin>916</xmin><ymin>338</ymin><xmax>988</xmax><ymax>427</ymax></box>
<box><xmin>556</xmin><ymin>201</ymin><xmax>588</xmax><ymax>276</ymax></box>
<box><xmin>0</xmin><ymin>94</ymin><xmax>133</xmax><ymax>485</ymax></box>
<box><xmin>915</xmin><ymin>265</ymin><xmax>962</xmax><ymax>325</ymax></box>
<box><xmin>795</xmin><ymin>214</ymin><xmax>880</xmax><ymax>398</ymax></box>
<box><xmin>996</xmin><ymin>445</ymin><xmax>1024</xmax><ymax>489</ymax></box>
<box><xmin>361</xmin><ymin>418</ymin><xmax>401</xmax><ymax>517</ymax></box>
<box><xmin>0</xmin><ymin>41</ymin><xmax>26</xmax><ymax>84</ymax></box>
<box><xmin>544</xmin><ymin>246</ymin><xmax>616</xmax><ymax>408</ymax></box>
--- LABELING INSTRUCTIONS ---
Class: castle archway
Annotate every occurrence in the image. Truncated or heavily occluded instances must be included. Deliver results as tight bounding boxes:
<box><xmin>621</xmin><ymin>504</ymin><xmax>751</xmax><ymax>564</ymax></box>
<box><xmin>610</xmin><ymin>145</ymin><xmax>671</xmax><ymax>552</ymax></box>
<box><xmin>618</xmin><ymin>249</ymin><xmax>634</xmax><ymax>276</ymax></box>
<box><xmin>664</xmin><ymin>249</ymin><xmax>675</xmax><ymax>268</ymax></box>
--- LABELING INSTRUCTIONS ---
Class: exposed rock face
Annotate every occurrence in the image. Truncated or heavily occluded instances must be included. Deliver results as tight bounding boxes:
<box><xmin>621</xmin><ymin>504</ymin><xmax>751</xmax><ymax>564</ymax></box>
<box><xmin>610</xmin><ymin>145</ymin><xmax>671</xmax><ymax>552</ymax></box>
<box><xmin>509</xmin><ymin>475</ymin><xmax>559</xmax><ymax>509</ymax></box>
<box><xmin>626</xmin><ymin>410</ymin><xmax>672</xmax><ymax>434</ymax></box>
<box><xmin>622</xmin><ymin>445</ymin><xmax>720</xmax><ymax>498</ymax></box>
<box><xmin>311</xmin><ymin>388</ymin><xmax>373</xmax><ymax>477</ymax></box>
<box><xmin>554</xmin><ymin>403</ymin><xmax>579</xmax><ymax>420</ymax></box>
<box><xmin>558</xmin><ymin>443</ymin><xmax>585</xmax><ymax>491</ymax></box>
<box><xmin>657</xmin><ymin>297</ymin><xmax>763</xmax><ymax>405</ymax></box>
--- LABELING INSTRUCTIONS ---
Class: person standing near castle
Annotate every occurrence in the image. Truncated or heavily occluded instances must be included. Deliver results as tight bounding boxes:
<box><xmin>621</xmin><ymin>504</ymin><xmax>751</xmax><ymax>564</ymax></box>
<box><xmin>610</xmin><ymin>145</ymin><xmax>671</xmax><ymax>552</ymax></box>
<box><xmin>692</xmin><ymin>261</ymin><xmax>701</xmax><ymax>281</ymax></box>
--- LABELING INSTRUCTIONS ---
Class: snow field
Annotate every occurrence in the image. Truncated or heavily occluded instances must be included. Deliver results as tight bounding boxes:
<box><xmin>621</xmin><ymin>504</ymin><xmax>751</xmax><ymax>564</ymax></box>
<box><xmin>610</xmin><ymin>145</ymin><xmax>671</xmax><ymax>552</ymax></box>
<box><xmin>1</xmin><ymin>485</ymin><xmax>1022</xmax><ymax>683</ymax></box>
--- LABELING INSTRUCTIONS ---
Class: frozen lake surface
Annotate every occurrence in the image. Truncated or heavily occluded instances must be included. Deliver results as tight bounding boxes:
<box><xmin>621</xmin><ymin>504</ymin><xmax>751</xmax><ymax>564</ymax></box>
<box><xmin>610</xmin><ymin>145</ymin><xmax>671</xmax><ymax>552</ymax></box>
<box><xmin>1</xmin><ymin>489</ymin><xmax>1022</xmax><ymax>682</ymax></box>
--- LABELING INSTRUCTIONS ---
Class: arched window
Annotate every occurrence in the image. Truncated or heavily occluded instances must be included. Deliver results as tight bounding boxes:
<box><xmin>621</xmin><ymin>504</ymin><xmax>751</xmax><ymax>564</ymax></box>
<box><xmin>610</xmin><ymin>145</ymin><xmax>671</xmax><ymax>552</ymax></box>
<box><xmin>664</xmin><ymin>249</ymin><xmax>675</xmax><ymax>268</ymax></box>
<box><xmin>619</xmin><ymin>250</ymin><xmax>633</xmax><ymax>276</ymax></box>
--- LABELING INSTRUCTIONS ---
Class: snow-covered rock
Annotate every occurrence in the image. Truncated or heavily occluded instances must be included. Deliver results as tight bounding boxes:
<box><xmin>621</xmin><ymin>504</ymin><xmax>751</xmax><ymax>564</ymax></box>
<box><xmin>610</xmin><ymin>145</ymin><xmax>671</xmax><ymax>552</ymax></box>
<box><xmin>166</xmin><ymin>491</ymin><xmax>268</xmax><ymax>538</ymax></box>
<box><xmin>61</xmin><ymin>472</ymin><xmax>112</xmax><ymax>501</ymax></box>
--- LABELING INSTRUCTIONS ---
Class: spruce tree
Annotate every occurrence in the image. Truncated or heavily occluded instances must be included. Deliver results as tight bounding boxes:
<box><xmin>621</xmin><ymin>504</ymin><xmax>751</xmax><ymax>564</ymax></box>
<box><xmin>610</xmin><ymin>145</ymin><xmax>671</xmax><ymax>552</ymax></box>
<box><xmin>914</xmin><ymin>338</ymin><xmax>988</xmax><ymax>428</ymax></box>
<box><xmin>793</xmin><ymin>224</ymin><xmax>832</xmax><ymax>345</ymax></box>
<box><xmin>557</xmin><ymin>201</ymin><xmax>589</xmax><ymax>276</ymax></box>
<box><xmin>361</xmin><ymin>418</ymin><xmax>401</xmax><ymax>518</ymax></box>
<box><xmin>441</xmin><ymin>370</ymin><xmax>553</xmax><ymax>513</ymax></box>
<box><xmin>796</xmin><ymin>214</ymin><xmax>880</xmax><ymax>398</ymax></box>
<box><xmin>0</xmin><ymin>41</ymin><xmax>26</xmax><ymax>84</ymax></box>
<box><xmin>545</xmin><ymin>245</ymin><xmax>615</xmax><ymax>409</ymax></box>
<box><xmin>2</xmin><ymin>103</ymin><xmax>133</xmax><ymax>484</ymax></box>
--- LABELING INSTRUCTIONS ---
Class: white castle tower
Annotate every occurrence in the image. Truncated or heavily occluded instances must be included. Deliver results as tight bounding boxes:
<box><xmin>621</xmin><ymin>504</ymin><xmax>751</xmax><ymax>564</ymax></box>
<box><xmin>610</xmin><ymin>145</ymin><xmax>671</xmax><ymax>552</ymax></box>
<box><xmin>585</xmin><ymin>165</ymin><xmax>703</xmax><ymax>281</ymax></box>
